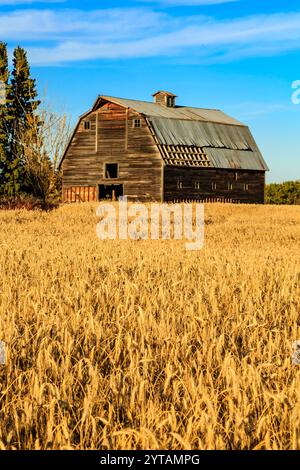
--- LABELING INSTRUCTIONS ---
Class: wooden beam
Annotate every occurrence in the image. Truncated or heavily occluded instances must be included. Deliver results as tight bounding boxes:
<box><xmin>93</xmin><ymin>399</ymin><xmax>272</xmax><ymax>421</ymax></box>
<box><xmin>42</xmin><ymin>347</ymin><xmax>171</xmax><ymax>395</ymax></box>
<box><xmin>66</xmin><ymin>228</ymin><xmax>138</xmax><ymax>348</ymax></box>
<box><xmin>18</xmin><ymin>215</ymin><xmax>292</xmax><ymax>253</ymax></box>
<box><xmin>125</xmin><ymin>108</ymin><xmax>128</xmax><ymax>151</ymax></box>
<box><xmin>95</xmin><ymin>111</ymin><xmax>98</xmax><ymax>153</ymax></box>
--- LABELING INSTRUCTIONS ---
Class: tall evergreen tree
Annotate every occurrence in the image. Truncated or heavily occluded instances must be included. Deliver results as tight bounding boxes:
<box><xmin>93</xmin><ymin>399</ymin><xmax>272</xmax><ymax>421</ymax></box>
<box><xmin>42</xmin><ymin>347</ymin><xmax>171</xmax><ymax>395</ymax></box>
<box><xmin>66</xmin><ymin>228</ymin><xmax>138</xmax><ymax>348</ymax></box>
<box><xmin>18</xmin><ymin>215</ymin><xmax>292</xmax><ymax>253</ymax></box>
<box><xmin>0</xmin><ymin>42</ymin><xmax>11</xmax><ymax>195</ymax></box>
<box><xmin>1</xmin><ymin>45</ymin><xmax>60</xmax><ymax>206</ymax></box>
<box><xmin>8</xmin><ymin>46</ymin><xmax>40</xmax><ymax>196</ymax></box>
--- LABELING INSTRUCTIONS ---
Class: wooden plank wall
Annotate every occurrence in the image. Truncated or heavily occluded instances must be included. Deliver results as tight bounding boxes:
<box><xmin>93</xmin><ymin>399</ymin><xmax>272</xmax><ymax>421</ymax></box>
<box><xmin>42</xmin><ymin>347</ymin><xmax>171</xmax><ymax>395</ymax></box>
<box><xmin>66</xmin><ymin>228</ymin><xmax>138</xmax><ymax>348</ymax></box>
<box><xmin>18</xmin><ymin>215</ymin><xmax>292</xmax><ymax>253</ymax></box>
<box><xmin>62</xmin><ymin>113</ymin><xmax>101</xmax><ymax>187</ymax></box>
<box><xmin>62</xmin><ymin>102</ymin><xmax>163</xmax><ymax>202</ymax></box>
<box><xmin>164</xmin><ymin>167</ymin><xmax>265</xmax><ymax>204</ymax></box>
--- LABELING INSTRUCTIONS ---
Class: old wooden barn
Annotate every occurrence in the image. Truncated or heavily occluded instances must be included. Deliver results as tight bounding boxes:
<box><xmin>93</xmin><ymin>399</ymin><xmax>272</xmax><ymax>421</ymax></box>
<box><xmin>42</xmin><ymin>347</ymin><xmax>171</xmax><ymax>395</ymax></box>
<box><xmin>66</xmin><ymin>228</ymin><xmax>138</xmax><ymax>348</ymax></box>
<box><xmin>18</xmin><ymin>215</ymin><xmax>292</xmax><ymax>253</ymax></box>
<box><xmin>59</xmin><ymin>91</ymin><xmax>269</xmax><ymax>203</ymax></box>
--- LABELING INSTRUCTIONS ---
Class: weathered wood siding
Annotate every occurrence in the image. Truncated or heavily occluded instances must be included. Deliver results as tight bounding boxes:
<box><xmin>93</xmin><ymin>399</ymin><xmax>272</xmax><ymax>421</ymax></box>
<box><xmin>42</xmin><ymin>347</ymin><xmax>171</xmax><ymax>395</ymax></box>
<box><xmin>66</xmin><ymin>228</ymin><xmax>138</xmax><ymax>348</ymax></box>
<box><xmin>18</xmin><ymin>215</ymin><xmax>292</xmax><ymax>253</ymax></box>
<box><xmin>62</xmin><ymin>102</ymin><xmax>163</xmax><ymax>202</ymax></box>
<box><xmin>61</xmin><ymin>99</ymin><xmax>266</xmax><ymax>204</ymax></box>
<box><xmin>164</xmin><ymin>167</ymin><xmax>265</xmax><ymax>203</ymax></box>
<box><xmin>62</xmin><ymin>113</ymin><xmax>99</xmax><ymax>190</ymax></box>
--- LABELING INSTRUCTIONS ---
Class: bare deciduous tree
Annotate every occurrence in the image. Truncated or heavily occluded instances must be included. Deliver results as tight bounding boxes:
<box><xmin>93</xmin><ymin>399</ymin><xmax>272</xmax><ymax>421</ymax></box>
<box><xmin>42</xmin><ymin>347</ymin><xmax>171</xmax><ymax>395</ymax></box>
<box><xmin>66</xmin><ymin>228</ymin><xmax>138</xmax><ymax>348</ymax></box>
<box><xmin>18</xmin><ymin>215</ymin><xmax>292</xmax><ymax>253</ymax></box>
<box><xmin>17</xmin><ymin>100</ymin><xmax>72</xmax><ymax>203</ymax></box>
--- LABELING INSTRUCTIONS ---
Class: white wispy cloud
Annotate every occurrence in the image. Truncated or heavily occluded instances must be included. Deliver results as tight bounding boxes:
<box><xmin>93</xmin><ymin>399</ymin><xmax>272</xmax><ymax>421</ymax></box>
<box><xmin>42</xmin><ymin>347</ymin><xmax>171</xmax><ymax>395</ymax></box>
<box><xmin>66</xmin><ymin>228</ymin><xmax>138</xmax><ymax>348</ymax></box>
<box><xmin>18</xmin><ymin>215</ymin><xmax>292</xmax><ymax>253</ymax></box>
<box><xmin>1</xmin><ymin>7</ymin><xmax>300</xmax><ymax>65</ymax></box>
<box><xmin>1</xmin><ymin>9</ymin><xmax>169</xmax><ymax>41</ymax></box>
<box><xmin>140</xmin><ymin>0</ymin><xmax>239</xmax><ymax>5</ymax></box>
<box><xmin>0</xmin><ymin>0</ymin><xmax>64</xmax><ymax>4</ymax></box>
<box><xmin>227</xmin><ymin>102</ymin><xmax>293</xmax><ymax>120</ymax></box>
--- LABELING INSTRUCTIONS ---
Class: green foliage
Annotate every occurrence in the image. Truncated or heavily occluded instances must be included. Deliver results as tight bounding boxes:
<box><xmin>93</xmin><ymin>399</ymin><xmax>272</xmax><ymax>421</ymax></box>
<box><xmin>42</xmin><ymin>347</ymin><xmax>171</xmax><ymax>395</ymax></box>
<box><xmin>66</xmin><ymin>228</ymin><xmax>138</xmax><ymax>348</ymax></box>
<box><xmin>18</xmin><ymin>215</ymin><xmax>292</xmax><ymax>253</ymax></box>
<box><xmin>6</xmin><ymin>46</ymin><xmax>41</xmax><ymax>196</ymax></box>
<box><xmin>0</xmin><ymin>42</ymin><xmax>13</xmax><ymax>195</ymax></box>
<box><xmin>0</xmin><ymin>45</ymin><xmax>59</xmax><ymax>208</ymax></box>
<box><xmin>266</xmin><ymin>181</ymin><xmax>300</xmax><ymax>205</ymax></box>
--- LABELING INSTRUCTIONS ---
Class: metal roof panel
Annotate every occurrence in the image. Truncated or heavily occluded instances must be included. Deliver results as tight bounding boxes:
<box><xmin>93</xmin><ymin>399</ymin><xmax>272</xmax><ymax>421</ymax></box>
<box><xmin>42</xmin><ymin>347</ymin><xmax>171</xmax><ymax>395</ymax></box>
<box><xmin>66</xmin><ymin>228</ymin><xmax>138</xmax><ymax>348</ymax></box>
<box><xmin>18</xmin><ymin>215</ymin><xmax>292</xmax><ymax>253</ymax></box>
<box><xmin>99</xmin><ymin>96</ymin><xmax>244</xmax><ymax>126</ymax></box>
<box><xmin>147</xmin><ymin>117</ymin><xmax>268</xmax><ymax>171</ymax></box>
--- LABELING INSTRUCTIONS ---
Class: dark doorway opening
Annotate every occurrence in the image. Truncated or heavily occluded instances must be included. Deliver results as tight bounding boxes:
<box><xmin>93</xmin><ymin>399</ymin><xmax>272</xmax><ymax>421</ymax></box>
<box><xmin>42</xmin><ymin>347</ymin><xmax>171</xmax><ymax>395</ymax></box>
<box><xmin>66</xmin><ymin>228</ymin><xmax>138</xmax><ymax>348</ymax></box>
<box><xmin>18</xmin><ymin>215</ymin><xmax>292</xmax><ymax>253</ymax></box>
<box><xmin>99</xmin><ymin>184</ymin><xmax>124</xmax><ymax>201</ymax></box>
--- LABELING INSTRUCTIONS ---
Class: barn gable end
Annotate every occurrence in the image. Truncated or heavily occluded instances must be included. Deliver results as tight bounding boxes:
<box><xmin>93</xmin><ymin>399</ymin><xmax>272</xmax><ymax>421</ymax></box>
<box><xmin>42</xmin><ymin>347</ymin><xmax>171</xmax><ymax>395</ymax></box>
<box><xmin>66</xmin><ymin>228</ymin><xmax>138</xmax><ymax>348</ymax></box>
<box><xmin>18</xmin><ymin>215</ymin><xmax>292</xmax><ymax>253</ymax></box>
<box><xmin>60</xmin><ymin>99</ymin><xmax>163</xmax><ymax>202</ymax></box>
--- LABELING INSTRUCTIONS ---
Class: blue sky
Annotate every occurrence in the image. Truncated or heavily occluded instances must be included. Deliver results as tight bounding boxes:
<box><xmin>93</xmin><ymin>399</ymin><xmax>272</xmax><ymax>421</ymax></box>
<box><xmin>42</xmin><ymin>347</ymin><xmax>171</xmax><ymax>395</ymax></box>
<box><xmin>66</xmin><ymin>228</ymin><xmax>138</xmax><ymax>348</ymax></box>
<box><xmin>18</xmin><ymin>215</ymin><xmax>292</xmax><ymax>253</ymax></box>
<box><xmin>1</xmin><ymin>0</ymin><xmax>300</xmax><ymax>183</ymax></box>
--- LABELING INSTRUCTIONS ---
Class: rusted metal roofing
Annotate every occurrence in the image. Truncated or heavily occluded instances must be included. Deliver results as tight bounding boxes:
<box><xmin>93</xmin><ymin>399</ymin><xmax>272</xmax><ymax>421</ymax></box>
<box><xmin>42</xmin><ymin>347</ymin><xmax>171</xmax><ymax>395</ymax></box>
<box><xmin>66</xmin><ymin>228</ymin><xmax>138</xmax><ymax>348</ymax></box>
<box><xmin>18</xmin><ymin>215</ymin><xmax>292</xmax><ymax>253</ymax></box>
<box><xmin>99</xmin><ymin>96</ymin><xmax>244</xmax><ymax>126</ymax></box>
<box><xmin>147</xmin><ymin>117</ymin><xmax>268</xmax><ymax>171</ymax></box>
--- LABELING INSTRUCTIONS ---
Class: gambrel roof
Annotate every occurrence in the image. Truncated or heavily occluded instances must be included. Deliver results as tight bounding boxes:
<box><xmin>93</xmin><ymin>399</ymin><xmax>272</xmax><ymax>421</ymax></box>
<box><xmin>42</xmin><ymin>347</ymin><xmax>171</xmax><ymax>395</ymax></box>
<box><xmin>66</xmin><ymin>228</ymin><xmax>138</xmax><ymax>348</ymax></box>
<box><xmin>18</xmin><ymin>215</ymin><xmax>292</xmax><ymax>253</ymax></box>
<box><xmin>59</xmin><ymin>94</ymin><xmax>268</xmax><ymax>171</ymax></box>
<box><xmin>96</xmin><ymin>96</ymin><xmax>268</xmax><ymax>171</ymax></box>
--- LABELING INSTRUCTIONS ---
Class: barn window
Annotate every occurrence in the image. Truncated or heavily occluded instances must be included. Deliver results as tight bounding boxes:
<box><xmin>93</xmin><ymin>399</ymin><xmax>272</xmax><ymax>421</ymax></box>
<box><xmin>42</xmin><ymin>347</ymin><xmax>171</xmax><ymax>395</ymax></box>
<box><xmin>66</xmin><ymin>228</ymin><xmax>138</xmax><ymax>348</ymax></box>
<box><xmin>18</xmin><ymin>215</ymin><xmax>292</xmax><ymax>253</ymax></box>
<box><xmin>228</xmin><ymin>183</ymin><xmax>233</xmax><ymax>190</ymax></box>
<box><xmin>235</xmin><ymin>172</ymin><xmax>238</xmax><ymax>181</ymax></box>
<box><xmin>212</xmin><ymin>182</ymin><xmax>217</xmax><ymax>190</ymax></box>
<box><xmin>244</xmin><ymin>184</ymin><xmax>249</xmax><ymax>191</ymax></box>
<box><xmin>105</xmin><ymin>163</ymin><xmax>118</xmax><ymax>179</ymax></box>
<box><xmin>195</xmin><ymin>182</ymin><xmax>201</xmax><ymax>189</ymax></box>
<box><xmin>177</xmin><ymin>181</ymin><xmax>183</xmax><ymax>189</ymax></box>
<box><xmin>133</xmin><ymin>119</ymin><xmax>141</xmax><ymax>128</ymax></box>
<box><xmin>83</xmin><ymin>121</ymin><xmax>90</xmax><ymax>130</ymax></box>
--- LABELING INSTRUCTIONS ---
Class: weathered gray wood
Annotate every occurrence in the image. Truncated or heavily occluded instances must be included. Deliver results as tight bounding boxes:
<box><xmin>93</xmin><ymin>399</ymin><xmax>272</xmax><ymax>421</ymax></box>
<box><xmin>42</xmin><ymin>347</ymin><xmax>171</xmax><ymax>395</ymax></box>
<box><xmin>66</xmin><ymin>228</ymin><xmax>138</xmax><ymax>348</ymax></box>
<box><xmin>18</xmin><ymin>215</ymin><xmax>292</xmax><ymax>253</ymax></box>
<box><xmin>62</xmin><ymin>102</ymin><xmax>163</xmax><ymax>202</ymax></box>
<box><xmin>164</xmin><ymin>167</ymin><xmax>265</xmax><ymax>203</ymax></box>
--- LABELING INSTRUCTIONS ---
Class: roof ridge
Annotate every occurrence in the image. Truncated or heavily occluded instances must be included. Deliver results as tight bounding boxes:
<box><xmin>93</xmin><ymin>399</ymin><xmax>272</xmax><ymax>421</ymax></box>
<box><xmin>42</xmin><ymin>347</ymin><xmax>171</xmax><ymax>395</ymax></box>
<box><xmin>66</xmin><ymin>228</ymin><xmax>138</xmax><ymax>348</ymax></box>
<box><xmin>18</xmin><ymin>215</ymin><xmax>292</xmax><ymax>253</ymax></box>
<box><xmin>100</xmin><ymin>95</ymin><xmax>222</xmax><ymax>112</ymax></box>
<box><xmin>96</xmin><ymin>95</ymin><xmax>245</xmax><ymax>126</ymax></box>
<box><xmin>100</xmin><ymin>95</ymin><xmax>153</xmax><ymax>105</ymax></box>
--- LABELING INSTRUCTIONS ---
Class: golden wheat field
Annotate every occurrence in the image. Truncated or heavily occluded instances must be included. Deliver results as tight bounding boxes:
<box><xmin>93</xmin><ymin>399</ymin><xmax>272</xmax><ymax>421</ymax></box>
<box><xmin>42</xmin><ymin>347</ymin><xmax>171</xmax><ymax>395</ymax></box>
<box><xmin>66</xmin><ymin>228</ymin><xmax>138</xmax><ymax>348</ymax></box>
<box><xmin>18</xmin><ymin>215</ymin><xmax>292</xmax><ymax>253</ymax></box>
<box><xmin>0</xmin><ymin>202</ymin><xmax>299</xmax><ymax>450</ymax></box>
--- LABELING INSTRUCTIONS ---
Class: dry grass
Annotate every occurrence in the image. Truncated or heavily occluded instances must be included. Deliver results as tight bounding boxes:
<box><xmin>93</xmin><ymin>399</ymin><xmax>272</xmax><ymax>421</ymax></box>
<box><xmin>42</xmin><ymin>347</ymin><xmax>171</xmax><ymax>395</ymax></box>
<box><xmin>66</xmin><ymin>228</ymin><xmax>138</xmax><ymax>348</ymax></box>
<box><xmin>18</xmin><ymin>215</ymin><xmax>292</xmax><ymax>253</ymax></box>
<box><xmin>0</xmin><ymin>202</ymin><xmax>300</xmax><ymax>450</ymax></box>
